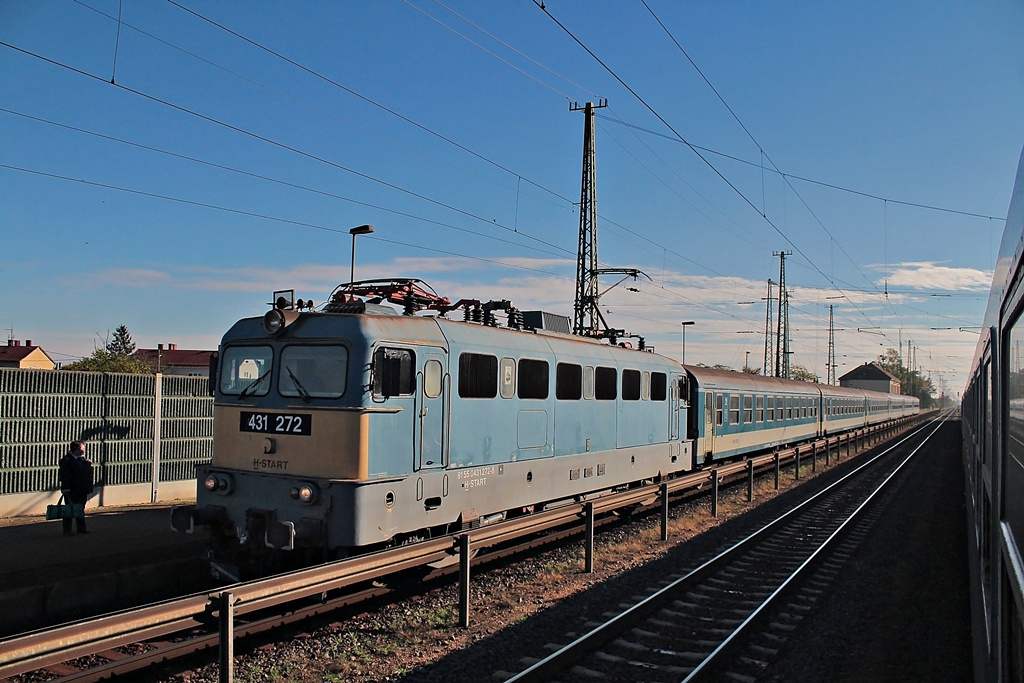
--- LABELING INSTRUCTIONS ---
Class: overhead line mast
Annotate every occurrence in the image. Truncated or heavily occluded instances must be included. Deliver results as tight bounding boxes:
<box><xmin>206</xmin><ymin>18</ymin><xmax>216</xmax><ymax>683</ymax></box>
<box><xmin>762</xmin><ymin>279</ymin><xmax>775</xmax><ymax>377</ymax></box>
<box><xmin>774</xmin><ymin>250</ymin><xmax>792</xmax><ymax>379</ymax></box>
<box><xmin>571</xmin><ymin>99</ymin><xmax>607</xmax><ymax>336</ymax></box>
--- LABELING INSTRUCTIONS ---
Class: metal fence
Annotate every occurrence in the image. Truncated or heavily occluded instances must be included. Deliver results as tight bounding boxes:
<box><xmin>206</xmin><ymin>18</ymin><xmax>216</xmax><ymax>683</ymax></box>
<box><xmin>0</xmin><ymin>368</ymin><xmax>212</xmax><ymax>511</ymax></box>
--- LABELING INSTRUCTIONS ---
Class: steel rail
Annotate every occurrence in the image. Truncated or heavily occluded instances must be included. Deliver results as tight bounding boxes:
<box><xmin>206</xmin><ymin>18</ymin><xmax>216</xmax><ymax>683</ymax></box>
<box><xmin>0</xmin><ymin>417</ymin><xmax>911</xmax><ymax>680</ymax></box>
<box><xmin>504</xmin><ymin>413</ymin><xmax>942</xmax><ymax>682</ymax></box>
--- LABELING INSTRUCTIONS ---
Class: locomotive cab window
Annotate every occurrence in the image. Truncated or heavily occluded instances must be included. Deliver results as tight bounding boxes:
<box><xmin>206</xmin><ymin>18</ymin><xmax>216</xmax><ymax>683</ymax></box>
<box><xmin>220</xmin><ymin>345</ymin><xmax>273</xmax><ymax>396</ymax></box>
<box><xmin>281</xmin><ymin>345</ymin><xmax>347</xmax><ymax>398</ymax></box>
<box><xmin>373</xmin><ymin>347</ymin><xmax>415</xmax><ymax>397</ymax></box>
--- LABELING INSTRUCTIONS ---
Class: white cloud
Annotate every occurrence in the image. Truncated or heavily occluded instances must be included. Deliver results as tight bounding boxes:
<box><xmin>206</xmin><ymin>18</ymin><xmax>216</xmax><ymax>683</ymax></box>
<box><xmin>882</xmin><ymin>261</ymin><xmax>993</xmax><ymax>291</ymax></box>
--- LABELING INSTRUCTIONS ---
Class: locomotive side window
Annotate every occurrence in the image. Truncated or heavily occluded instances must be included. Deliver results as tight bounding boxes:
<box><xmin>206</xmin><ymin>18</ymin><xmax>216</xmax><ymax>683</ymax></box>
<box><xmin>623</xmin><ymin>369</ymin><xmax>641</xmax><ymax>401</ymax></box>
<box><xmin>280</xmin><ymin>345</ymin><xmax>347</xmax><ymax>398</ymax></box>
<box><xmin>651</xmin><ymin>372</ymin><xmax>667</xmax><ymax>401</ymax></box>
<box><xmin>220</xmin><ymin>346</ymin><xmax>273</xmax><ymax>396</ymax></box>
<box><xmin>641</xmin><ymin>372</ymin><xmax>651</xmax><ymax>401</ymax></box>
<box><xmin>500</xmin><ymin>357</ymin><xmax>516</xmax><ymax>399</ymax></box>
<box><xmin>556</xmin><ymin>363</ymin><xmax>583</xmax><ymax>400</ymax></box>
<box><xmin>518</xmin><ymin>359</ymin><xmax>549</xmax><ymax>399</ymax></box>
<box><xmin>373</xmin><ymin>347</ymin><xmax>416</xmax><ymax>397</ymax></box>
<box><xmin>459</xmin><ymin>353</ymin><xmax>498</xmax><ymax>398</ymax></box>
<box><xmin>595</xmin><ymin>366</ymin><xmax>617</xmax><ymax>400</ymax></box>
<box><xmin>583</xmin><ymin>365</ymin><xmax>595</xmax><ymax>399</ymax></box>
<box><xmin>423</xmin><ymin>359</ymin><xmax>443</xmax><ymax>399</ymax></box>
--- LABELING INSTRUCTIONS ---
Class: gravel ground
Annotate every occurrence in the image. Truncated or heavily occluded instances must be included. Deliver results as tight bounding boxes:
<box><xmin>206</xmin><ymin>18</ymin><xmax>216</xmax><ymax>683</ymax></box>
<box><xmin>145</xmin><ymin>423</ymin><xmax>969</xmax><ymax>683</ymax></box>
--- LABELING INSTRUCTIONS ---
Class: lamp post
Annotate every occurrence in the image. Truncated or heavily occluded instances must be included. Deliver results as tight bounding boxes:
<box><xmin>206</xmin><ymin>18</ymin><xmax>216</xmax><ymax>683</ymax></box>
<box><xmin>349</xmin><ymin>224</ymin><xmax>374</xmax><ymax>286</ymax></box>
<box><xmin>680</xmin><ymin>321</ymin><xmax>695</xmax><ymax>365</ymax></box>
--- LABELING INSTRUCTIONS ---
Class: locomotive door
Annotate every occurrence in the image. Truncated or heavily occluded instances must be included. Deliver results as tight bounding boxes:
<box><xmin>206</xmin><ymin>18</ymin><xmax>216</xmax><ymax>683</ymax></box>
<box><xmin>416</xmin><ymin>351</ymin><xmax>447</xmax><ymax>471</ymax></box>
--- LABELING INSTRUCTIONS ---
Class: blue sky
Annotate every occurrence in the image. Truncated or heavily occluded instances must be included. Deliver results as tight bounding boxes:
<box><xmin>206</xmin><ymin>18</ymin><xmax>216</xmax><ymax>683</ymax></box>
<box><xmin>1</xmin><ymin>1</ymin><xmax>1021</xmax><ymax>395</ymax></box>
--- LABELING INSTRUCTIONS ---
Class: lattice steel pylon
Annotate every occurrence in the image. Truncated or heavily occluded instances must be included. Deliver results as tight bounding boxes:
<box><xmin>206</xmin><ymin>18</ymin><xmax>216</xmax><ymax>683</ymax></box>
<box><xmin>827</xmin><ymin>304</ymin><xmax>837</xmax><ymax>385</ymax></box>
<box><xmin>774</xmin><ymin>250</ymin><xmax>792</xmax><ymax>378</ymax></box>
<box><xmin>763</xmin><ymin>278</ymin><xmax>775</xmax><ymax>377</ymax></box>
<box><xmin>571</xmin><ymin>99</ymin><xmax>607</xmax><ymax>336</ymax></box>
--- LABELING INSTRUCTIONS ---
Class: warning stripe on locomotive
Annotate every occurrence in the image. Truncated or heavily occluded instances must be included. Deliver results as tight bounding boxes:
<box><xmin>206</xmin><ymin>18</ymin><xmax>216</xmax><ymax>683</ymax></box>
<box><xmin>240</xmin><ymin>411</ymin><xmax>312</xmax><ymax>436</ymax></box>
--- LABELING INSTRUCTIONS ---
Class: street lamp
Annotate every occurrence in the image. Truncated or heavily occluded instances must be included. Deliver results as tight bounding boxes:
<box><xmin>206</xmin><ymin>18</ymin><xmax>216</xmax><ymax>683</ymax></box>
<box><xmin>349</xmin><ymin>224</ymin><xmax>374</xmax><ymax>286</ymax></box>
<box><xmin>680</xmin><ymin>321</ymin><xmax>695</xmax><ymax>365</ymax></box>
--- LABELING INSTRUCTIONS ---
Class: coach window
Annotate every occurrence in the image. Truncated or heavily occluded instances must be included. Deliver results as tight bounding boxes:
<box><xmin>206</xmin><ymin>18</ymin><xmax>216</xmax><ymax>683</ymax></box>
<box><xmin>715</xmin><ymin>393</ymin><xmax>724</xmax><ymax>426</ymax></box>
<box><xmin>518</xmin><ymin>359</ymin><xmax>549</xmax><ymax>399</ymax></box>
<box><xmin>651</xmin><ymin>372</ymin><xmax>667</xmax><ymax>401</ymax></box>
<box><xmin>373</xmin><ymin>347</ymin><xmax>415</xmax><ymax>397</ymax></box>
<box><xmin>729</xmin><ymin>395</ymin><xmax>740</xmax><ymax>424</ymax></box>
<box><xmin>556</xmin><ymin>363</ymin><xmax>583</xmax><ymax>400</ymax></box>
<box><xmin>458</xmin><ymin>352</ymin><xmax>497</xmax><ymax>398</ymax></box>
<box><xmin>595</xmin><ymin>366</ymin><xmax>617</xmax><ymax>400</ymax></box>
<box><xmin>623</xmin><ymin>369</ymin><xmax>641</xmax><ymax>401</ymax></box>
<box><xmin>766</xmin><ymin>396</ymin><xmax>774</xmax><ymax>421</ymax></box>
<box><xmin>743</xmin><ymin>395</ymin><xmax>753</xmax><ymax>423</ymax></box>
<box><xmin>583</xmin><ymin>365</ymin><xmax>595</xmax><ymax>399</ymax></box>
<box><xmin>785</xmin><ymin>397</ymin><xmax>792</xmax><ymax>419</ymax></box>
<box><xmin>756</xmin><ymin>395</ymin><xmax>764</xmax><ymax>422</ymax></box>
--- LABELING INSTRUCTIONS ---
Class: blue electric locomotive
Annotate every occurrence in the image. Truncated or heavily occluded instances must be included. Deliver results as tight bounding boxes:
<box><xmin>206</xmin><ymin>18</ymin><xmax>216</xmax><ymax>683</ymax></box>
<box><xmin>172</xmin><ymin>278</ymin><xmax>916</xmax><ymax>576</ymax></box>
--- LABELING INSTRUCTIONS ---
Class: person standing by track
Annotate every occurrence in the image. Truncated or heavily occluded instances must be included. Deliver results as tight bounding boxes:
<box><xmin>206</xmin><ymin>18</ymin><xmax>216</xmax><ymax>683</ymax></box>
<box><xmin>58</xmin><ymin>440</ymin><xmax>93</xmax><ymax>536</ymax></box>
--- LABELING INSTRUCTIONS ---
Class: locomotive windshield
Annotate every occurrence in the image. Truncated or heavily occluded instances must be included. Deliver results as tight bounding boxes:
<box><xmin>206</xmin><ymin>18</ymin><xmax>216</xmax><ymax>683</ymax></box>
<box><xmin>280</xmin><ymin>345</ymin><xmax>348</xmax><ymax>399</ymax></box>
<box><xmin>220</xmin><ymin>346</ymin><xmax>273</xmax><ymax>396</ymax></box>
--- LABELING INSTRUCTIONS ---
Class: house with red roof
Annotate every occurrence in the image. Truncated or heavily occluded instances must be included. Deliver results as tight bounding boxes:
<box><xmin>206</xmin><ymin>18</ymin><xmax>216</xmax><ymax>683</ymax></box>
<box><xmin>135</xmin><ymin>343</ymin><xmax>215</xmax><ymax>377</ymax></box>
<box><xmin>0</xmin><ymin>339</ymin><xmax>55</xmax><ymax>370</ymax></box>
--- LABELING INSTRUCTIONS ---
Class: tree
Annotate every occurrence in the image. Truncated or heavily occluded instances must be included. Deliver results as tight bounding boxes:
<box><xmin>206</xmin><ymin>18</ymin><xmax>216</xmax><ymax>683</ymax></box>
<box><xmin>106</xmin><ymin>325</ymin><xmax>136</xmax><ymax>356</ymax></box>
<box><xmin>742</xmin><ymin>366</ymin><xmax>761</xmax><ymax>375</ymax></box>
<box><xmin>64</xmin><ymin>325</ymin><xmax>151</xmax><ymax>373</ymax></box>
<box><xmin>876</xmin><ymin>348</ymin><xmax>936</xmax><ymax>407</ymax></box>
<box><xmin>790</xmin><ymin>364</ymin><xmax>818</xmax><ymax>382</ymax></box>
<box><xmin>63</xmin><ymin>348</ymin><xmax>153</xmax><ymax>373</ymax></box>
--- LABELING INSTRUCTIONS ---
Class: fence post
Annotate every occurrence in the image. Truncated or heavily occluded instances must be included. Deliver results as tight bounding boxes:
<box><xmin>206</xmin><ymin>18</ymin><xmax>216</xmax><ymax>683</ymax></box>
<box><xmin>151</xmin><ymin>373</ymin><xmax>163</xmax><ymax>503</ymax></box>
<box><xmin>660</xmin><ymin>482</ymin><xmax>669</xmax><ymax>542</ymax></box>
<box><xmin>458</xmin><ymin>534</ymin><xmax>471</xmax><ymax>627</ymax></box>
<box><xmin>774</xmin><ymin>450</ymin><xmax>780</xmax><ymax>490</ymax></box>
<box><xmin>747</xmin><ymin>459</ymin><xmax>754</xmax><ymax>502</ymax></box>
<box><xmin>794</xmin><ymin>446</ymin><xmax>801</xmax><ymax>480</ymax></box>
<box><xmin>711</xmin><ymin>471</ymin><xmax>719</xmax><ymax>518</ymax></box>
<box><xmin>584</xmin><ymin>501</ymin><xmax>595</xmax><ymax>573</ymax></box>
<box><xmin>219</xmin><ymin>591</ymin><xmax>234</xmax><ymax>683</ymax></box>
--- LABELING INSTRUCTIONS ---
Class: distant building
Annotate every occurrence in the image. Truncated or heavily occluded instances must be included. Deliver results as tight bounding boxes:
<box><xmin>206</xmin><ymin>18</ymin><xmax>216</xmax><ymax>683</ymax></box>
<box><xmin>135</xmin><ymin>343</ymin><xmax>215</xmax><ymax>377</ymax></box>
<box><xmin>839</xmin><ymin>362</ymin><xmax>901</xmax><ymax>394</ymax></box>
<box><xmin>0</xmin><ymin>339</ymin><xmax>56</xmax><ymax>370</ymax></box>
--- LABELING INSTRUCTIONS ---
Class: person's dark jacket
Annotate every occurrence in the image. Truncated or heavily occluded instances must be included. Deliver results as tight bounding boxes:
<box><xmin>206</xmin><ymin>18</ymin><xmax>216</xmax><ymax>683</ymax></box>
<box><xmin>58</xmin><ymin>452</ymin><xmax>94</xmax><ymax>501</ymax></box>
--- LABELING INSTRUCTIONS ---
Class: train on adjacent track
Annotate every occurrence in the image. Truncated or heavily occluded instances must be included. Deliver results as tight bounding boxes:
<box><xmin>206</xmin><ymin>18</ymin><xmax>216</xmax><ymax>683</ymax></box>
<box><xmin>172</xmin><ymin>278</ymin><xmax>917</xmax><ymax>579</ymax></box>
<box><xmin>962</xmin><ymin>143</ymin><xmax>1024</xmax><ymax>683</ymax></box>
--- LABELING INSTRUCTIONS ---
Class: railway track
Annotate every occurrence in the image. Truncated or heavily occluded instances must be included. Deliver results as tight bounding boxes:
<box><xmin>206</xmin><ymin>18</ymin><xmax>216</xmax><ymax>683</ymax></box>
<box><xmin>0</xmin><ymin>419</ymin><xmax>916</xmax><ymax>682</ymax></box>
<box><xmin>504</xmin><ymin>412</ymin><xmax>950</xmax><ymax>682</ymax></box>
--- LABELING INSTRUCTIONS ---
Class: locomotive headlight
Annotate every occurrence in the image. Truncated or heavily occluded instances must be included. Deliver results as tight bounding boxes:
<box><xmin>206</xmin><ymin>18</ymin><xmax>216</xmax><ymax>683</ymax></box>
<box><xmin>290</xmin><ymin>482</ymin><xmax>318</xmax><ymax>504</ymax></box>
<box><xmin>203</xmin><ymin>473</ymin><xmax>233</xmax><ymax>495</ymax></box>
<box><xmin>263</xmin><ymin>308</ymin><xmax>299</xmax><ymax>336</ymax></box>
<box><xmin>298</xmin><ymin>483</ymin><xmax>317</xmax><ymax>504</ymax></box>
